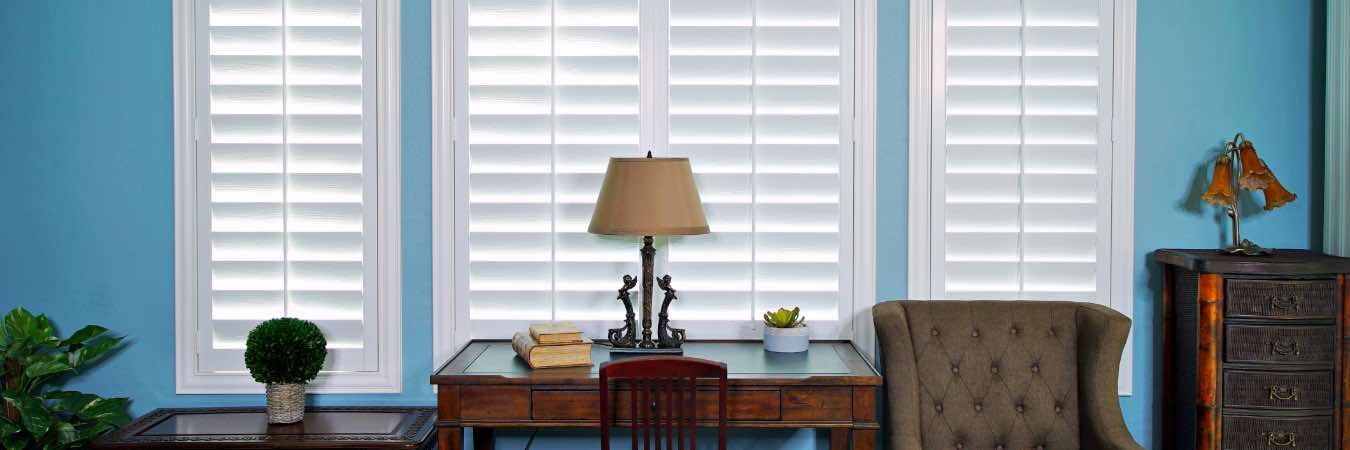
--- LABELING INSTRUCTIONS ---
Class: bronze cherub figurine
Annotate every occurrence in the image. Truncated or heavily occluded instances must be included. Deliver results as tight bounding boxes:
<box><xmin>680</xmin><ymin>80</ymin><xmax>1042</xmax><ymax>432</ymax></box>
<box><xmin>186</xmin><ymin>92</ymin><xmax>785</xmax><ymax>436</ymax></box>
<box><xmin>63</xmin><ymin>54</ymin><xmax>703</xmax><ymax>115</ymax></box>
<box><xmin>606</xmin><ymin>275</ymin><xmax>639</xmax><ymax>347</ymax></box>
<box><xmin>655</xmin><ymin>274</ymin><xmax>686</xmax><ymax>348</ymax></box>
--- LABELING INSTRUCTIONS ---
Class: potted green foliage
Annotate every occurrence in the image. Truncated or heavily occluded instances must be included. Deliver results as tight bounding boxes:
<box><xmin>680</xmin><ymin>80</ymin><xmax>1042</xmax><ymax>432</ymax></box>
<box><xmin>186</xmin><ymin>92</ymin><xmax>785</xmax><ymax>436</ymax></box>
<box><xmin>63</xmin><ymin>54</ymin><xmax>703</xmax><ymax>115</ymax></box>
<box><xmin>0</xmin><ymin>307</ymin><xmax>129</xmax><ymax>449</ymax></box>
<box><xmin>761</xmin><ymin>307</ymin><xmax>809</xmax><ymax>353</ymax></box>
<box><xmin>244</xmin><ymin>318</ymin><xmax>326</xmax><ymax>424</ymax></box>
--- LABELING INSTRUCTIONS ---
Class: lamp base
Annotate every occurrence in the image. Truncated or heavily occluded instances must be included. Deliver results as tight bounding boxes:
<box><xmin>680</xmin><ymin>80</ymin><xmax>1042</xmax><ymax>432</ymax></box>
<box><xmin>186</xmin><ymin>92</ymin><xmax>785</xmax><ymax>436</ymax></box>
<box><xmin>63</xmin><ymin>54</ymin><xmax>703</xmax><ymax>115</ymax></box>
<box><xmin>1221</xmin><ymin>239</ymin><xmax>1273</xmax><ymax>256</ymax></box>
<box><xmin>607</xmin><ymin>345</ymin><xmax>684</xmax><ymax>355</ymax></box>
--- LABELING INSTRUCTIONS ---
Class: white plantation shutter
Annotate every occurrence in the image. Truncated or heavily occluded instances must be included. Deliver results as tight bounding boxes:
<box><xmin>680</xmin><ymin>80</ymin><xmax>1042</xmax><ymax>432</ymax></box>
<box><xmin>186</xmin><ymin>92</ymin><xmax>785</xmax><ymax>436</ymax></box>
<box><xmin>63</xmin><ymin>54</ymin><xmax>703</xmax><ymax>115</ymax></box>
<box><xmin>665</xmin><ymin>0</ymin><xmax>849</xmax><ymax>323</ymax></box>
<box><xmin>456</xmin><ymin>0</ymin><xmax>853</xmax><ymax>337</ymax></box>
<box><xmin>929</xmin><ymin>0</ymin><xmax>1115</xmax><ymax>304</ymax></box>
<box><xmin>197</xmin><ymin>0</ymin><xmax>379</xmax><ymax>373</ymax></box>
<box><xmin>461</xmin><ymin>0</ymin><xmax>643</xmax><ymax>328</ymax></box>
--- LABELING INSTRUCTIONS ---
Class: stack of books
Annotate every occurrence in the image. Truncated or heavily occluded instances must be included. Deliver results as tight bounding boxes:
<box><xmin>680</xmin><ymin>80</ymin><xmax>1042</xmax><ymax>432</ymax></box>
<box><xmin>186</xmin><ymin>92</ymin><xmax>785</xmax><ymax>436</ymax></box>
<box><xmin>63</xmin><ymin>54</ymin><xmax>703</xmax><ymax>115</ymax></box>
<box><xmin>511</xmin><ymin>322</ymin><xmax>592</xmax><ymax>369</ymax></box>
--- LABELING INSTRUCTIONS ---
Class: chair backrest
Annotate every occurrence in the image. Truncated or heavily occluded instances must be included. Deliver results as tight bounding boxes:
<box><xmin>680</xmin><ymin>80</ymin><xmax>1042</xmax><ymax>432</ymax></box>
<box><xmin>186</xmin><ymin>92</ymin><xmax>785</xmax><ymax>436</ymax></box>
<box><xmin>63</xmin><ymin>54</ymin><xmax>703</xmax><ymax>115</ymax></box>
<box><xmin>599</xmin><ymin>356</ymin><xmax>728</xmax><ymax>450</ymax></box>
<box><xmin>877</xmin><ymin>300</ymin><xmax>1086</xmax><ymax>450</ymax></box>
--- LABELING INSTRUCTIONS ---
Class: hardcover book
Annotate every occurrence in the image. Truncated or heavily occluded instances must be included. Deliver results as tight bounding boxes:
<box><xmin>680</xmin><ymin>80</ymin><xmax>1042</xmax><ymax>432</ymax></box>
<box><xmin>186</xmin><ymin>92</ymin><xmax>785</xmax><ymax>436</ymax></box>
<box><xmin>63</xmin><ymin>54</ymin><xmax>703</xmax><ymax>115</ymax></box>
<box><xmin>512</xmin><ymin>332</ymin><xmax>591</xmax><ymax>369</ymax></box>
<box><xmin>528</xmin><ymin>322</ymin><xmax>585</xmax><ymax>345</ymax></box>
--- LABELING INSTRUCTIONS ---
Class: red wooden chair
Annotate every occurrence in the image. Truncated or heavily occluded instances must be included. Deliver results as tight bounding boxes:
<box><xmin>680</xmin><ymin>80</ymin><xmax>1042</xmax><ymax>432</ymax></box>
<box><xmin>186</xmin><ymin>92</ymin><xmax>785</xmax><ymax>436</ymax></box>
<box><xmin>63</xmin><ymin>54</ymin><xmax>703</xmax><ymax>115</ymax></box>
<box><xmin>598</xmin><ymin>356</ymin><xmax>728</xmax><ymax>450</ymax></box>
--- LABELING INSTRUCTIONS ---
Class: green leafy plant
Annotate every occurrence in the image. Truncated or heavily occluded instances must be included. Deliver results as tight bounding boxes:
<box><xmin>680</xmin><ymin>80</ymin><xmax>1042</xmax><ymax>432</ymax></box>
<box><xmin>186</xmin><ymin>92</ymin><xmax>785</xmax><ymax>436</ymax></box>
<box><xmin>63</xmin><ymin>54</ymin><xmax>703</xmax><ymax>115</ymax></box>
<box><xmin>0</xmin><ymin>307</ymin><xmax>129</xmax><ymax>450</ymax></box>
<box><xmin>761</xmin><ymin>307</ymin><xmax>806</xmax><ymax>329</ymax></box>
<box><xmin>244</xmin><ymin>318</ymin><xmax>326</xmax><ymax>385</ymax></box>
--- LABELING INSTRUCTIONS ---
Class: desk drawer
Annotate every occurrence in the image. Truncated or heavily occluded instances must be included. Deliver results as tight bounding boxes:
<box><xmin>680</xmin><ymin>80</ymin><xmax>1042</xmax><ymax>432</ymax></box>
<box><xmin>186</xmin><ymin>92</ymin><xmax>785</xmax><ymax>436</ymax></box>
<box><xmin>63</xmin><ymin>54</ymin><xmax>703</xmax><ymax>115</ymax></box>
<box><xmin>531</xmin><ymin>389</ymin><xmax>781</xmax><ymax>421</ymax></box>
<box><xmin>1225</xmin><ymin>325</ymin><xmax>1336</xmax><ymax>364</ymax></box>
<box><xmin>1226</xmin><ymin>279</ymin><xmax>1338</xmax><ymax>320</ymax></box>
<box><xmin>1222</xmin><ymin>415</ymin><xmax>1332</xmax><ymax>450</ymax></box>
<box><xmin>1222</xmin><ymin>370</ymin><xmax>1333</xmax><ymax>410</ymax></box>
<box><xmin>781</xmin><ymin>387</ymin><xmax>852</xmax><ymax>421</ymax></box>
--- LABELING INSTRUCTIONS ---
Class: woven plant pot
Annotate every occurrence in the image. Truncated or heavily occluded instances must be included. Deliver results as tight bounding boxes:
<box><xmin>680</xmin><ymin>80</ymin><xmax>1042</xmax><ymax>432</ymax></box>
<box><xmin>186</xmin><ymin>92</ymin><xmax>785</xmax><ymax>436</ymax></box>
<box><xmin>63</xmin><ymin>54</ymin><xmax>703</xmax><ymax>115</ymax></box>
<box><xmin>265</xmin><ymin>383</ymin><xmax>306</xmax><ymax>424</ymax></box>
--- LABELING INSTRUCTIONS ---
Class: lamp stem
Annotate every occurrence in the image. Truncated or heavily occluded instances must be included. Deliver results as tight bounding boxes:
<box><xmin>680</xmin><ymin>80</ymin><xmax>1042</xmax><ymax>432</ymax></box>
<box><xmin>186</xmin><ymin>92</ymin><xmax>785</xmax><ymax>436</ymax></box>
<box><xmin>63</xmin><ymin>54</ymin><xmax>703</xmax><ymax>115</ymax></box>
<box><xmin>639</xmin><ymin>235</ymin><xmax>656</xmax><ymax>348</ymax></box>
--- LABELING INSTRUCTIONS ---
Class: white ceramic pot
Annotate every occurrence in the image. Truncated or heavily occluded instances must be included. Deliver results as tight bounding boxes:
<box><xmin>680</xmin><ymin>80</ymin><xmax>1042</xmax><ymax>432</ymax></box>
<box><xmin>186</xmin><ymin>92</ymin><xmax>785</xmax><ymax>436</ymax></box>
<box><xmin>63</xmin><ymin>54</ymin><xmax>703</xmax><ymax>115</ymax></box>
<box><xmin>266</xmin><ymin>383</ymin><xmax>306</xmax><ymax>424</ymax></box>
<box><xmin>763</xmin><ymin>326</ymin><xmax>810</xmax><ymax>353</ymax></box>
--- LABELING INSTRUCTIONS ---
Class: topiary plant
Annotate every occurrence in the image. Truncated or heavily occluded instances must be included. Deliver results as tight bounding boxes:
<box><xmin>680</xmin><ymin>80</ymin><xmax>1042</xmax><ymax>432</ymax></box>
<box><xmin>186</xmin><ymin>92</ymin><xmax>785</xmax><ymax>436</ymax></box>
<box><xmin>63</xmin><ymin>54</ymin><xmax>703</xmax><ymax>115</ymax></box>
<box><xmin>762</xmin><ymin>307</ymin><xmax>806</xmax><ymax>329</ymax></box>
<box><xmin>0</xmin><ymin>307</ymin><xmax>130</xmax><ymax>450</ymax></box>
<box><xmin>243</xmin><ymin>318</ymin><xmax>326</xmax><ymax>385</ymax></box>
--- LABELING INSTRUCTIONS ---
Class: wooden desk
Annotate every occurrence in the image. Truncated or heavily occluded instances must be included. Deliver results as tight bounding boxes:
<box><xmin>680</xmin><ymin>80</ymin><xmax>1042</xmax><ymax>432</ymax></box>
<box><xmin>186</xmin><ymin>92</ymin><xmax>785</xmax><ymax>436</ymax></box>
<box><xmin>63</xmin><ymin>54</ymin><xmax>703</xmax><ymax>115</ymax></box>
<box><xmin>431</xmin><ymin>340</ymin><xmax>881</xmax><ymax>450</ymax></box>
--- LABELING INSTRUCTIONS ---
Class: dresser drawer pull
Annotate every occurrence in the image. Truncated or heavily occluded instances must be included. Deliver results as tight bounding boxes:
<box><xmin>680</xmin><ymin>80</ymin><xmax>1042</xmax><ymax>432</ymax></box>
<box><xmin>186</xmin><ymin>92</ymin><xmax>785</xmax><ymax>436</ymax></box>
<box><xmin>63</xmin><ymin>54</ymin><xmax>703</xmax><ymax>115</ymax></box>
<box><xmin>1267</xmin><ymin>385</ymin><xmax>1300</xmax><ymax>401</ymax></box>
<box><xmin>1263</xmin><ymin>430</ymin><xmax>1297</xmax><ymax>447</ymax></box>
<box><xmin>1269</xmin><ymin>295</ymin><xmax>1301</xmax><ymax>312</ymax></box>
<box><xmin>1268</xmin><ymin>338</ymin><xmax>1301</xmax><ymax>356</ymax></box>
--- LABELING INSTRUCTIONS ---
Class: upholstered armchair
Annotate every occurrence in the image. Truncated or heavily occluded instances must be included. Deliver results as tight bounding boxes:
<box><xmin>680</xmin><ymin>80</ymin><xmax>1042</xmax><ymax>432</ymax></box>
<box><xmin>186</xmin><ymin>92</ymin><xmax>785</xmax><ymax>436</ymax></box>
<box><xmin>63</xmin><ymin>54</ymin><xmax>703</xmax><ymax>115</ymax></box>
<box><xmin>872</xmin><ymin>300</ymin><xmax>1142</xmax><ymax>450</ymax></box>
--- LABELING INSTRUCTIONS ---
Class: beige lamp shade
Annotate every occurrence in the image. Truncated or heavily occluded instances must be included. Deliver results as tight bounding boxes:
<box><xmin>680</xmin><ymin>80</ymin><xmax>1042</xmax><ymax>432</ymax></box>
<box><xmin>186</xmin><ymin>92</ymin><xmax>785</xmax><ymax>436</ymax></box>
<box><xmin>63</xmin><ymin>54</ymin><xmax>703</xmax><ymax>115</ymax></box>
<box><xmin>588</xmin><ymin>157</ymin><xmax>710</xmax><ymax>236</ymax></box>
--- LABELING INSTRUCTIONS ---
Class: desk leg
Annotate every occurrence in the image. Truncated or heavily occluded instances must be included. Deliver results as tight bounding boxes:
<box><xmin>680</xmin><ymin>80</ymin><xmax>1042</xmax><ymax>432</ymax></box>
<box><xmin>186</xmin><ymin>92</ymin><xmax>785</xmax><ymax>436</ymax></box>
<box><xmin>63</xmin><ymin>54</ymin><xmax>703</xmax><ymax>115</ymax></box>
<box><xmin>472</xmin><ymin>427</ymin><xmax>495</xmax><ymax>450</ymax></box>
<box><xmin>827</xmin><ymin>429</ymin><xmax>849</xmax><ymax>450</ymax></box>
<box><xmin>851</xmin><ymin>429</ymin><xmax>876</xmax><ymax>450</ymax></box>
<box><xmin>438</xmin><ymin>426</ymin><xmax>463</xmax><ymax>450</ymax></box>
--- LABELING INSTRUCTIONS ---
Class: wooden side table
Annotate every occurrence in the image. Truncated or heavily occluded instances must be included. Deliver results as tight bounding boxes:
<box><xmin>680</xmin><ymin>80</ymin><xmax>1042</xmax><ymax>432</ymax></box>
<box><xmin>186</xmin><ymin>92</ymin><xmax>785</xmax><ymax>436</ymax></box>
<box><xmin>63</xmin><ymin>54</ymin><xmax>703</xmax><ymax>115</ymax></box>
<box><xmin>89</xmin><ymin>406</ymin><xmax>437</xmax><ymax>449</ymax></box>
<box><xmin>431</xmin><ymin>340</ymin><xmax>882</xmax><ymax>450</ymax></box>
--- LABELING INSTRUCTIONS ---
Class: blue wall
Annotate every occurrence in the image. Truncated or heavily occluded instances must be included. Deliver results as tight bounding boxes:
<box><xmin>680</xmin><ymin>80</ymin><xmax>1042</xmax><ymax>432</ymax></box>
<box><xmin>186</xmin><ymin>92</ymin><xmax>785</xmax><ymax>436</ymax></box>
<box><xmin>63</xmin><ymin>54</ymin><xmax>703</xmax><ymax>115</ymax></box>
<box><xmin>0</xmin><ymin>0</ymin><xmax>1325</xmax><ymax>448</ymax></box>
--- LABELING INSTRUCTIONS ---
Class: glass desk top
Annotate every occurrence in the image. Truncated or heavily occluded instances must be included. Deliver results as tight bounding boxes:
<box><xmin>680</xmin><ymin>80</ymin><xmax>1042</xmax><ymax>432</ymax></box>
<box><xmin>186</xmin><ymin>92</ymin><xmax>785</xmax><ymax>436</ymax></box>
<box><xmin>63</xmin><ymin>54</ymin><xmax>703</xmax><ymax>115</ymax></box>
<box><xmin>440</xmin><ymin>341</ymin><xmax>869</xmax><ymax>378</ymax></box>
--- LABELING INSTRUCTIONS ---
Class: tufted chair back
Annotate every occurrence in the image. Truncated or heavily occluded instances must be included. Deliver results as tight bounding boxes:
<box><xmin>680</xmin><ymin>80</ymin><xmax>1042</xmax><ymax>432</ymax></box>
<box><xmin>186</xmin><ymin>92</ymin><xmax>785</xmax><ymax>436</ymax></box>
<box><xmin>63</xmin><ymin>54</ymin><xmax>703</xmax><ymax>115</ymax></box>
<box><xmin>872</xmin><ymin>300</ymin><xmax>1142</xmax><ymax>450</ymax></box>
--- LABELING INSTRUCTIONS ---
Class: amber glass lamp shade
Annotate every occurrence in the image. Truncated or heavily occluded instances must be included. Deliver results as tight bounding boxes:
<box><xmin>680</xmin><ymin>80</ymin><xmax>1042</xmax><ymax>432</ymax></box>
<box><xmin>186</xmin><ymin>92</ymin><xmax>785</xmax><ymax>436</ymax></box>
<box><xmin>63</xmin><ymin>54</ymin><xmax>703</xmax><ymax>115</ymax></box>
<box><xmin>1237</xmin><ymin>140</ymin><xmax>1274</xmax><ymax>191</ymax></box>
<box><xmin>1259</xmin><ymin>161</ymin><xmax>1298</xmax><ymax>210</ymax></box>
<box><xmin>589</xmin><ymin>157</ymin><xmax>710</xmax><ymax>236</ymax></box>
<box><xmin>1201</xmin><ymin>156</ymin><xmax>1237</xmax><ymax>206</ymax></box>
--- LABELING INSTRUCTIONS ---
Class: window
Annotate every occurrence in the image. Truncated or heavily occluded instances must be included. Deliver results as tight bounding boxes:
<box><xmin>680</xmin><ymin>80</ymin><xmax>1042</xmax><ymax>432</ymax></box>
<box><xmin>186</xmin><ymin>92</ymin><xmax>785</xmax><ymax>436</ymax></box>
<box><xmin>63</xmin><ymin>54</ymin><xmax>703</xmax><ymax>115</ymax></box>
<box><xmin>433</xmin><ymin>0</ymin><xmax>876</xmax><ymax>361</ymax></box>
<box><xmin>908</xmin><ymin>0</ymin><xmax>1135</xmax><ymax>392</ymax></box>
<box><xmin>173</xmin><ymin>0</ymin><xmax>401</xmax><ymax>393</ymax></box>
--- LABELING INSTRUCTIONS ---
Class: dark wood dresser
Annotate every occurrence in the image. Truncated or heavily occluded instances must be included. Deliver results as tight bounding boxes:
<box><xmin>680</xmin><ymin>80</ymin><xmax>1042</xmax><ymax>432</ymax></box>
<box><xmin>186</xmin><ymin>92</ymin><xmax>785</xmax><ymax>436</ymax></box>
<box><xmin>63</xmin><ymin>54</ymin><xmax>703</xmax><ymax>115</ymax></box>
<box><xmin>1156</xmin><ymin>249</ymin><xmax>1350</xmax><ymax>450</ymax></box>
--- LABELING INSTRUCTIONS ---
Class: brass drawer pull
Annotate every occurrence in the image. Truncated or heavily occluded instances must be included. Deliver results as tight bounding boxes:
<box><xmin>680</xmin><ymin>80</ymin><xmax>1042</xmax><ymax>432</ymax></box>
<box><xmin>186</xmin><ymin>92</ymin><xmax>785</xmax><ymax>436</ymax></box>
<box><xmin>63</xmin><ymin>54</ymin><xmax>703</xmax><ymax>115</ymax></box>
<box><xmin>1268</xmin><ymin>338</ymin><xmax>1301</xmax><ymax>356</ymax></box>
<box><xmin>1263</xmin><ymin>430</ymin><xmax>1297</xmax><ymax>447</ymax></box>
<box><xmin>1269</xmin><ymin>295</ymin><xmax>1301</xmax><ymax>311</ymax></box>
<box><xmin>1267</xmin><ymin>385</ymin><xmax>1299</xmax><ymax>401</ymax></box>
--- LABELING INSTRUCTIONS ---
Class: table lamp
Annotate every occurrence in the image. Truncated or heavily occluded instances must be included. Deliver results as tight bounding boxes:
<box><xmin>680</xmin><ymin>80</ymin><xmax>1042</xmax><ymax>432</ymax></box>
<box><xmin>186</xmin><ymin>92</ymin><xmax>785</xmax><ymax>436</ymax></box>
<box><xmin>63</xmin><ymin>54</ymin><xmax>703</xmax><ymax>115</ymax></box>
<box><xmin>589</xmin><ymin>152</ymin><xmax>709</xmax><ymax>353</ymax></box>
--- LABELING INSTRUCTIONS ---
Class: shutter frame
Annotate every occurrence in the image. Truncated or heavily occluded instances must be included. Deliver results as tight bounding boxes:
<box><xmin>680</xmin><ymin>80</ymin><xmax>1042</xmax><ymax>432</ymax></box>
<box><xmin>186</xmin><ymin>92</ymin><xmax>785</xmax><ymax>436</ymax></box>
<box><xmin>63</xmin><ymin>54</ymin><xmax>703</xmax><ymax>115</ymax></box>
<box><xmin>175</xmin><ymin>0</ymin><xmax>401</xmax><ymax>394</ymax></box>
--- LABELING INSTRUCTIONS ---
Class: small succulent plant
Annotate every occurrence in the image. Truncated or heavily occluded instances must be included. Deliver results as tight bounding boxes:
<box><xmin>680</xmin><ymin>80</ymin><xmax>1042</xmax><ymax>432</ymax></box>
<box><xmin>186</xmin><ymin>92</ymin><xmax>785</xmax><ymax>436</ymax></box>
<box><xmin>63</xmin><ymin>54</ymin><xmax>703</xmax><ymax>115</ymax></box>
<box><xmin>762</xmin><ymin>307</ymin><xmax>806</xmax><ymax>329</ymax></box>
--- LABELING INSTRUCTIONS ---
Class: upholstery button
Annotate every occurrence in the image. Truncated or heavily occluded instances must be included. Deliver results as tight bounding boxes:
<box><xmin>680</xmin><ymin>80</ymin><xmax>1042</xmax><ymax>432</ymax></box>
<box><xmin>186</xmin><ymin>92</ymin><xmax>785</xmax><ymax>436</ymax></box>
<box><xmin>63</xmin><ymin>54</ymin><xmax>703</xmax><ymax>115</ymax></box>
<box><xmin>1037</xmin><ymin>445</ymin><xmax>1045</xmax><ymax>450</ymax></box>
<box><xmin>973</xmin><ymin>402</ymin><xmax>982</xmax><ymax>412</ymax></box>
<box><xmin>951</xmin><ymin>364</ymin><xmax>959</xmax><ymax>374</ymax></box>
<box><xmin>1031</xmin><ymin>363</ymin><xmax>1040</xmax><ymax>374</ymax></box>
<box><xmin>1010</xmin><ymin>327</ymin><xmax>1020</xmax><ymax>336</ymax></box>
<box><xmin>971</xmin><ymin>329</ymin><xmax>980</xmax><ymax>338</ymax></box>
<box><xmin>956</xmin><ymin>442</ymin><xmax>965</xmax><ymax>450</ymax></box>
<box><xmin>1055</xmin><ymin>402</ymin><xmax>1063</xmax><ymax>413</ymax></box>
<box><xmin>935</xmin><ymin>402</ymin><xmax>943</xmax><ymax>413</ymax></box>
<box><xmin>1049</xmin><ymin>327</ymin><xmax>1057</xmax><ymax>337</ymax></box>
<box><xmin>990</xmin><ymin>363</ymin><xmax>999</xmax><ymax>374</ymax></box>
<box><xmin>1015</xmin><ymin>404</ymin><xmax>1025</xmax><ymax>413</ymax></box>
<box><xmin>995</xmin><ymin>445</ymin><xmax>1005</xmax><ymax>450</ymax></box>
<box><xmin>931</xmin><ymin>328</ymin><xmax>940</xmax><ymax>336</ymax></box>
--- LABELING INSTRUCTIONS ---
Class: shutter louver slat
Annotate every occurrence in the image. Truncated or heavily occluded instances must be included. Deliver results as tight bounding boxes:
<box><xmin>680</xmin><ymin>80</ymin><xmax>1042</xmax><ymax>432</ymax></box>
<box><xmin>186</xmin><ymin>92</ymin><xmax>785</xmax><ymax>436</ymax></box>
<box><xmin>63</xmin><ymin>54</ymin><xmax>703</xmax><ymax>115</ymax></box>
<box><xmin>203</xmin><ymin>0</ymin><xmax>375</xmax><ymax>373</ymax></box>
<box><xmin>937</xmin><ymin>0</ymin><xmax>1108</xmax><ymax>304</ymax></box>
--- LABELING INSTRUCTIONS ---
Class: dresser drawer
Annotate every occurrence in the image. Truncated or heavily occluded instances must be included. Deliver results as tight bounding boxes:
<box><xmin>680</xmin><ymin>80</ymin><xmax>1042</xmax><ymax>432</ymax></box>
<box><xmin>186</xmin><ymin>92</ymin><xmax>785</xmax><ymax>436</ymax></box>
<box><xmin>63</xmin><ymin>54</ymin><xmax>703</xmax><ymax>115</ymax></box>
<box><xmin>1225</xmin><ymin>325</ymin><xmax>1336</xmax><ymax>364</ymax></box>
<box><xmin>1222</xmin><ymin>415</ymin><xmax>1332</xmax><ymax>450</ymax></box>
<box><xmin>1226</xmin><ymin>278</ymin><xmax>1339</xmax><ymax>320</ymax></box>
<box><xmin>1222</xmin><ymin>370</ymin><xmax>1334</xmax><ymax>410</ymax></box>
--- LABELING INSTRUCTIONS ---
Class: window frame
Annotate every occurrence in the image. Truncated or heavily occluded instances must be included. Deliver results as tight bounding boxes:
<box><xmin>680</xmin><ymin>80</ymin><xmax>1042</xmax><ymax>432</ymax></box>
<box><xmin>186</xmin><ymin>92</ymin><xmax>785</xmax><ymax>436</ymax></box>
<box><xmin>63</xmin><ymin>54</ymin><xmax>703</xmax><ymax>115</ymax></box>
<box><xmin>172</xmin><ymin>0</ymin><xmax>403</xmax><ymax>394</ymax></box>
<box><xmin>907</xmin><ymin>0</ymin><xmax>1136</xmax><ymax>395</ymax></box>
<box><xmin>431</xmin><ymin>0</ymin><xmax>878</xmax><ymax>366</ymax></box>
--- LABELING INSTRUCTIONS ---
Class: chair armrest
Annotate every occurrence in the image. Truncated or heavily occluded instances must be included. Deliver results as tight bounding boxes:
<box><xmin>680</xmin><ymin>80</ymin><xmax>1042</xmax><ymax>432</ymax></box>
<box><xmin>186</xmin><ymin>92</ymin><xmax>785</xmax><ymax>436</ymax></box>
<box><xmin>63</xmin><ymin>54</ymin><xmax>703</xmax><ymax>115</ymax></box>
<box><xmin>1076</xmin><ymin>303</ymin><xmax>1144</xmax><ymax>450</ymax></box>
<box><xmin>872</xmin><ymin>301</ymin><xmax>923</xmax><ymax>450</ymax></box>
